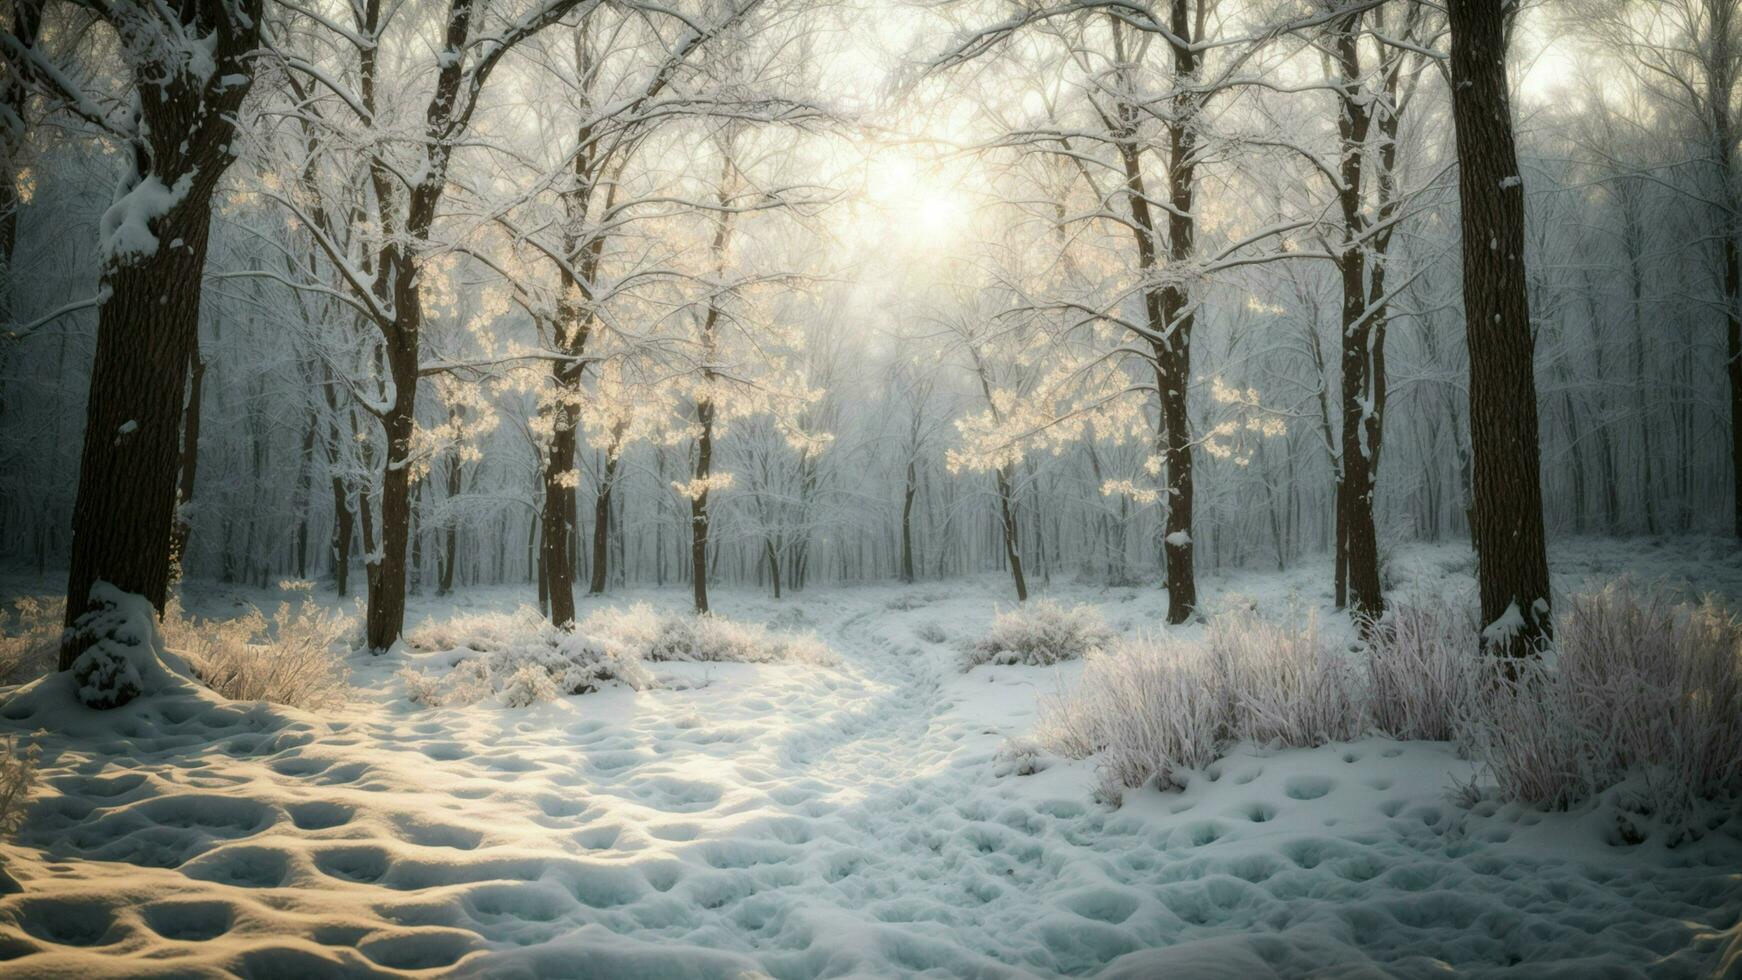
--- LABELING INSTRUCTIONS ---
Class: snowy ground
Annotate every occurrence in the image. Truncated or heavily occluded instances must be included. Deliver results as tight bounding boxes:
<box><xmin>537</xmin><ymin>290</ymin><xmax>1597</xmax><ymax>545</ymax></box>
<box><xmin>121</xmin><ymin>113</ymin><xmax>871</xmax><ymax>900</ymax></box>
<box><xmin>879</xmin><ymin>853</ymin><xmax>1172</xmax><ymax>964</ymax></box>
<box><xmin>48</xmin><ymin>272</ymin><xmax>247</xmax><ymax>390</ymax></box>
<box><xmin>0</xmin><ymin>538</ymin><xmax>1739</xmax><ymax>978</ymax></box>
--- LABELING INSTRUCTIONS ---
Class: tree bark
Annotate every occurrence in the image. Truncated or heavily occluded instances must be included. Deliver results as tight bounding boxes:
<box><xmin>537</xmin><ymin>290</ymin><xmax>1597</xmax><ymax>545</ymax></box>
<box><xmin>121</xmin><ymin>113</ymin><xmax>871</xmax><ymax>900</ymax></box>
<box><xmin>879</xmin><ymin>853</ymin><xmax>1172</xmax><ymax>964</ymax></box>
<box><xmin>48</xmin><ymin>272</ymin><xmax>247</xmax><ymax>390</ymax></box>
<box><xmin>1447</xmin><ymin>0</ymin><xmax>1552</xmax><ymax>658</ymax></box>
<box><xmin>691</xmin><ymin>399</ymin><xmax>715</xmax><ymax>614</ymax></box>
<box><xmin>994</xmin><ymin>466</ymin><xmax>1028</xmax><ymax>601</ymax></box>
<box><xmin>56</xmin><ymin>0</ymin><xmax>262</xmax><ymax>667</ymax></box>
<box><xmin>589</xmin><ymin>433</ymin><xmax>622</xmax><ymax>595</ymax></box>
<box><xmin>900</xmin><ymin>459</ymin><xmax>917</xmax><ymax>583</ymax></box>
<box><xmin>169</xmin><ymin>351</ymin><xmax>205</xmax><ymax>580</ymax></box>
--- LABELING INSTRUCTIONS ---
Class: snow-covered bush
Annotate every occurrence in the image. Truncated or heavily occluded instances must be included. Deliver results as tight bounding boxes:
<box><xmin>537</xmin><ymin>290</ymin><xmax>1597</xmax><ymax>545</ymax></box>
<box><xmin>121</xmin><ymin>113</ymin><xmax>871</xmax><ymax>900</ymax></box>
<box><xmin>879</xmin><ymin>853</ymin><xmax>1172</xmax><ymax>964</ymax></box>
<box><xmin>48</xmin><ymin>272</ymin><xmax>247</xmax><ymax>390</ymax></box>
<box><xmin>499</xmin><ymin>662</ymin><xmax>559</xmax><ymax>708</ymax></box>
<box><xmin>405</xmin><ymin>608</ymin><xmax>544</xmax><ymax>655</ymax></box>
<box><xmin>0</xmin><ymin>597</ymin><xmax>61</xmax><ymax>686</ymax></box>
<box><xmin>164</xmin><ymin>598</ymin><xmax>351</xmax><ymax>711</ymax></box>
<box><xmin>1036</xmin><ymin>633</ymin><xmax>1223</xmax><ymax>803</ymax></box>
<box><xmin>66</xmin><ymin>592</ymin><xmax>159</xmax><ymax>709</ymax></box>
<box><xmin>575</xmin><ymin>604</ymin><xmax>665</xmax><ymax>655</ymax></box>
<box><xmin>1366</xmin><ymin>602</ymin><xmax>1477</xmax><ymax>742</ymax></box>
<box><xmin>1456</xmin><ymin>584</ymin><xmax>1742</xmax><ymax>832</ymax></box>
<box><xmin>403</xmin><ymin>606</ymin><xmax>655</xmax><ymax>708</ymax></box>
<box><xmin>398</xmin><ymin>667</ymin><xmax>447</xmax><ymax>708</ymax></box>
<box><xmin>1036</xmin><ymin>609</ymin><xmax>1359</xmax><ymax>803</ymax></box>
<box><xmin>0</xmin><ymin>736</ymin><xmax>37</xmax><ymax>837</ymax></box>
<box><xmin>582</xmin><ymin>604</ymin><xmax>835</xmax><ymax>666</ymax></box>
<box><xmin>1208</xmin><ymin>610</ymin><xmax>1362</xmax><ymax>748</ymax></box>
<box><xmin>914</xmin><ymin>621</ymin><xmax>947</xmax><ymax>645</ymax></box>
<box><xmin>965</xmin><ymin>600</ymin><xmax>1113</xmax><ymax>668</ymax></box>
<box><xmin>495</xmin><ymin>627</ymin><xmax>655</xmax><ymax>696</ymax></box>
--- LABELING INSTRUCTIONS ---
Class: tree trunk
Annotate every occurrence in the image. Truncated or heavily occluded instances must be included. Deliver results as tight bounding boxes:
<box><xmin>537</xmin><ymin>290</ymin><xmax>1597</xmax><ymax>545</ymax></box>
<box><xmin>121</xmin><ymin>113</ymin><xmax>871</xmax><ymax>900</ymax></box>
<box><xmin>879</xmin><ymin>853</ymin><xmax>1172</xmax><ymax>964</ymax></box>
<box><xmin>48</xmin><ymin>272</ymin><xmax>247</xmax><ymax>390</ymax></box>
<box><xmin>363</xmin><ymin>324</ymin><xmax>417</xmax><ymax>652</ymax></box>
<box><xmin>169</xmin><ymin>351</ymin><xmax>205</xmax><ymax>580</ymax></box>
<box><xmin>994</xmin><ymin>466</ymin><xmax>1028</xmax><ymax>601</ymax></box>
<box><xmin>62</xmin><ymin>200</ymin><xmax>215</xmax><ymax>666</ymax></box>
<box><xmin>541</xmin><ymin>416</ymin><xmax>578</xmax><ymax>626</ymax></box>
<box><xmin>589</xmin><ymin>443</ymin><xmax>620</xmax><ymax>595</ymax></box>
<box><xmin>765</xmin><ymin>538</ymin><xmax>782</xmax><ymax>599</ymax></box>
<box><xmin>54</xmin><ymin>0</ymin><xmax>262</xmax><ymax>673</ymax></box>
<box><xmin>1448</xmin><ymin>0</ymin><xmax>1552</xmax><ymax>658</ymax></box>
<box><xmin>900</xmin><ymin>460</ymin><xmax>917</xmax><ymax>583</ymax></box>
<box><xmin>691</xmin><ymin>400</ymin><xmax>715</xmax><ymax>614</ymax></box>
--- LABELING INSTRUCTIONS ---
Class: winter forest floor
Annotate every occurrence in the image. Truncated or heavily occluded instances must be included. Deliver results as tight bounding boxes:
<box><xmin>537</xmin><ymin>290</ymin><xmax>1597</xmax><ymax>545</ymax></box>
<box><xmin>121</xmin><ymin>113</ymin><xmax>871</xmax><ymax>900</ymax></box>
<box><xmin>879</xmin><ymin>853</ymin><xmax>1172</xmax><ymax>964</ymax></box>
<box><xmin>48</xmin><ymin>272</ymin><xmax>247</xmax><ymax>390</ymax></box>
<box><xmin>0</xmin><ymin>537</ymin><xmax>1739</xmax><ymax>978</ymax></box>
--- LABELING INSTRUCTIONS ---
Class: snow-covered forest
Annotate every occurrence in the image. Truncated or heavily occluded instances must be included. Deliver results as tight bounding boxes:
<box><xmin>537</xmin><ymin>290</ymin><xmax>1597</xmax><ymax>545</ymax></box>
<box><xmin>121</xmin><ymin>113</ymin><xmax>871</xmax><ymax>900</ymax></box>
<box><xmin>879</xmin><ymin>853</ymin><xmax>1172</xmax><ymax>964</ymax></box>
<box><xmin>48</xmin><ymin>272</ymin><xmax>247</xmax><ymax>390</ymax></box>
<box><xmin>0</xmin><ymin>0</ymin><xmax>1740</xmax><ymax>976</ymax></box>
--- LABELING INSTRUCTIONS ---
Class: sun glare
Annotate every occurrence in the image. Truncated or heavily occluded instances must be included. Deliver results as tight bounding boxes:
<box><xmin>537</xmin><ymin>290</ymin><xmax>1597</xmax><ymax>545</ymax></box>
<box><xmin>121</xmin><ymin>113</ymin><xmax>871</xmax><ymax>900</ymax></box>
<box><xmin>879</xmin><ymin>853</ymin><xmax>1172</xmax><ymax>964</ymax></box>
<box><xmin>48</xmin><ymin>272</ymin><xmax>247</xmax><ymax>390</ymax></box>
<box><xmin>861</xmin><ymin>151</ymin><xmax>976</xmax><ymax>254</ymax></box>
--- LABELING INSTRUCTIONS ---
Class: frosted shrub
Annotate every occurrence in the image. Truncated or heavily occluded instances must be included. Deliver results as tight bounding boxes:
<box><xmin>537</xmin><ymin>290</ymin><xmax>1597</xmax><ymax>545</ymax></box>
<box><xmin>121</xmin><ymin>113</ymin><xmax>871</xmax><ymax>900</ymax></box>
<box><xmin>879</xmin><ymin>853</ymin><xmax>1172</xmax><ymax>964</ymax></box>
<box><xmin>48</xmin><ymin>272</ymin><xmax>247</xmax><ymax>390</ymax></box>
<box><xmin>499</xmin><ymin>662</ymin><xmax>559</xmax><ymax>708</ymax></box>
<box><xmin>166</xmin><ymin>598</ymin><xmax>352</xmax><ymax>711</ymax></box>
<box><xmin>402</xmin><ymin>606</ymin><xmax>654</xmax><ymax>708</ymax></box>
<box><xmin>578</xmin><ymin>603</ymin><xmax>664</xmax><ymax>654</ymax></box>
<box><xmin>405</xmin><ymin>608</ymin><xmax>544</xmax><ymax>654</ymax></box>
<box><xmin>0</xmin><ymin>597</ymin><xmax>62</xmax><ymax>686</ymax></box>
<box><xmin>1454</xmin><ymin>660</ymin><xmax>1589</xmax><ymax>811</ymax></box>
<box><xmin>491</xmin><ymin>628</ymin><xmax>654</xmax><ymax>695</ymax></box>
<box><xmin>1208</xmin><ymin>610</ymin><xmax>1362</xmax><ymax>747</ymax></box>
<box><xmin>584</xmin><ymin>604</ymin><xmax>836</xmax><ymax>666</ymax></box>
<box><xmin>399</xmin><ymin>667</ymin><xmax>447</xmax><ymax>707</ymax></box>
<box><xmin>965</xmin><ymin>600</ymin><xmax>1113</xmax><ymax>668</ymax></box>
<box><xmin>1035</xmin><ymin>610</ymin><xmax>1360</xmax><ymax>804</ymax></box>
<box><xmin>1457</xmin><ymin>584</ymin><xmax>1742</xmax><ymax>831</ymax></box>
<box><xmin>1366</xmin><ymin>602</ymin><xmax>1477</xmax><ymax>742</ymax></box>
<box><xmin>0</xmin><ymin>736</ymin><xmax>38</xmax><ymax>837</ymax></box>
<box><xmin>1035</xmin><ymin>634</ymin><xmax>1224</xmax><ymax>803</ymax></box>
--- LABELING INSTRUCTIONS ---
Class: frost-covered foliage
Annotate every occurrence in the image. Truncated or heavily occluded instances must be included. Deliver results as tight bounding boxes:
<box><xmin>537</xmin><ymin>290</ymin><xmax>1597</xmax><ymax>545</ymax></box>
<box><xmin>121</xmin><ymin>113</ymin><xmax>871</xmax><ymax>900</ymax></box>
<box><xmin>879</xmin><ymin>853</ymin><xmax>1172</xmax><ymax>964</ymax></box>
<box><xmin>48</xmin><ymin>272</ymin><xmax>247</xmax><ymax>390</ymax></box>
<box><xmin>499</xmin><ymin>662</ymin><xmax>559</xmax><ymax>709</ymax></box>
<box><xmin>163</xmin><ymin>597</ymin><xmax>351</xmax><ymax>711</ymax></box>
<box><xmin>398</xmin><ymin>604</ymin><xmax>834</xmax><ymax>708</ymax></box>
<box><xmin>405</xmin><ymin>609</ymin><xmax>542</xmax><ymax>656</ymax></box>
<box><xmin>403</xmin><ymin>607</ymin><xmax>655</xmax><ymax>708</ymax></box>
<box><xmin>1208</xmin><ymin>611</ymin><xmax>1361</xmax><ymax>748</ymax></box>
<box><xmin>1366</xmin><ymin>602</ymin><xmax>1477</xmax><ymax>742</ymax></box>
<box><xmin>1037</xmin><ymin>610</ymin><xmax>1357</xmax><ymax>803</ymax></box>
<box><xmin>1036</xmin><ymin>633</ymin><xmax>1223</xmax><ymax>803</ymax></box>
<box><xmin>965</xmin><ymin>600</ymin><xmax>1112</xmax><ymax>668</ymax></box>
<box><xmin>1046</xmin><ymin>589</ymin><xmax>1742</xmax><ymax>817</ymax></box>
<box><xmin>0</xmin><ymin>597</ymin><xmax>62</xmax><ymax>686</ymax></box>
<box><xmin>581</xmin><ymin>604</ymin><xmax>836</xmax><ymax>666</ymax></box>
<box><xmin>1455</xmin><ymin>584</ymin><xmax>1742</xmax><ymax>833</ymax></box>
<box><xmin>0</xmin><ymin>736</ymin><xmax>38</xmax><ymax>837</ymax></box>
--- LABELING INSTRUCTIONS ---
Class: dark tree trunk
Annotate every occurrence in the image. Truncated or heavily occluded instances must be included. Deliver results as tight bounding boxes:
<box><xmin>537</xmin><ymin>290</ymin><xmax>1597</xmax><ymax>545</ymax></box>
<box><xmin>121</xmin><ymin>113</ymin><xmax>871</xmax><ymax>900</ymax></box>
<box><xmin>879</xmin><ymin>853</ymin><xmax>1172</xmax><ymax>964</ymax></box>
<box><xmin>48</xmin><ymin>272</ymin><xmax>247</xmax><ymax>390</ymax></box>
<box><xmin>364</xmin><ymin>327</ymin><xmax>417</xmax><ymax>651</ymax></box>
<box><xmin>541</xmin><ymin>415</ymin><xmax>578</xmax><ymax>626</ymax></box>
<box><xmin>1722</xmin><ymin>158</ymin><xmax>1742</xmax><ymax>538</ymax></box>
<box><xmin>691</xmin><ymin>400</ymin><xmax>715</xmax><ymax>614</ymax></box>
<box><xmin>994</xmin><ymin>466</ymin><xmax>1028</xmax><ymax>602</ymax></box>
<box><xmin>900</xmin><ymin>460</ymin><xmax>917</xmax><ymax>583</ymax></box>
<box><xmin>589</xmin><ymin>439</ymin><xmax>620</xmax><ymax>595</ymax></box>
<box><xmin>1110</xmin><ymin>9</ymin><xmax>1199</xmax><ymax>625</ymax></box>
<box><xmin>63</xmin><ymin>203</ymin><xmax>212</xmax><ymax>667</ymax></box>
<box><xmin>1448</xmin><ymin>0</ymin><xmax>1552</xmax><ymax>658</ymax></box>
<box><xmin>293</xmin><ymin>403</ymin><xmax>317</xmax><ymax>579</ymax></box>
<box><xmin>438</xmin><ymin>450</ymin><xmax>460</xmax><ymax>595</ymax></box>
<box><xmin>53</xmin><ymin>0</ymin><xmax>262</xmax><ymax>672</ymax></box>
<box><xmin>765</xmin><ymin>539</ymin><xmax>781</xmax><ymax>600</ymax></box>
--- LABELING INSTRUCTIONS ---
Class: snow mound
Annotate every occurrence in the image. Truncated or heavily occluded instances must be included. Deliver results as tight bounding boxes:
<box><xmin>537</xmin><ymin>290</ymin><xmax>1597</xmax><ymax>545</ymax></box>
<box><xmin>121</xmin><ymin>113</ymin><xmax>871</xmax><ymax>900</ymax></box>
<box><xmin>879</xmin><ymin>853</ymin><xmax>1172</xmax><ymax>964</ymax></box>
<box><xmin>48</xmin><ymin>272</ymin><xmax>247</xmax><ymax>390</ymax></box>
<box><xmin>3</xmin><ymin>584</ymin><xmax>201</xmax><ymax>716</ymax></box>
